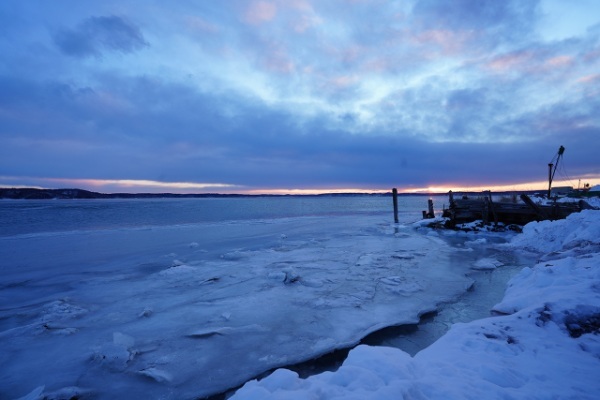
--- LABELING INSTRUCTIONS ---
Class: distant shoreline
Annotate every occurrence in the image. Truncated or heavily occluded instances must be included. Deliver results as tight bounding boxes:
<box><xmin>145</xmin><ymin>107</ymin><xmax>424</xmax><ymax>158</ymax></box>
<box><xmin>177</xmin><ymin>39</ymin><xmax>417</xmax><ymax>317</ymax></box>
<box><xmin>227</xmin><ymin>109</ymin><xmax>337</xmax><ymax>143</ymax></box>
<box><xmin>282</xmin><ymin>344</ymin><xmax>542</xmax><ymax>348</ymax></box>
<box><xmin>0</xmin><ymin>187</ymin><xmax>538</xmax><ymax>200</ymax></box>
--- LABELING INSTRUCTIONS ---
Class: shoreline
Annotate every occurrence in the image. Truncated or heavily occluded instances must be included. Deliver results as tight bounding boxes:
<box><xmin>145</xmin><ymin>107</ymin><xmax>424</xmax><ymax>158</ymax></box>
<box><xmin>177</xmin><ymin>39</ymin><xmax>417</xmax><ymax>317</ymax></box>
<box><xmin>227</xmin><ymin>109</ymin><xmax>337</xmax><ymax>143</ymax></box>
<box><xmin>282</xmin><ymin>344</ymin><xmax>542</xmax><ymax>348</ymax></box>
<box><xmin>230</xmin><ymin>210</ymin><xmax>600</xmax><ymax>399</ymax></box>
<box><xmin>208</xmin><ymin>228</ymin><xmax>537</xmax><ymax>399</ymax></box>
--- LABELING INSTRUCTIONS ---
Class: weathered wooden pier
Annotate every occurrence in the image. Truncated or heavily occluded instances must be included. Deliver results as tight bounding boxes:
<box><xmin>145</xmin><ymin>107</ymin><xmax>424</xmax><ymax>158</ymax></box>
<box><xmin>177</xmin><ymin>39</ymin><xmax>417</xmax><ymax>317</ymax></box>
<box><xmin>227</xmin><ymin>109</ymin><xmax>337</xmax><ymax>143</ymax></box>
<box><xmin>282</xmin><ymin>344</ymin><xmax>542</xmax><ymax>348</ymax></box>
<box><xmin>437</xmin><ymin>190</ymin><xmax>592</xmax><ymax>227</ymax></box>
<box><xmin>409</xmin><ymin>145</ymin><xmax>597</xmax><ymax>228</ymax></box>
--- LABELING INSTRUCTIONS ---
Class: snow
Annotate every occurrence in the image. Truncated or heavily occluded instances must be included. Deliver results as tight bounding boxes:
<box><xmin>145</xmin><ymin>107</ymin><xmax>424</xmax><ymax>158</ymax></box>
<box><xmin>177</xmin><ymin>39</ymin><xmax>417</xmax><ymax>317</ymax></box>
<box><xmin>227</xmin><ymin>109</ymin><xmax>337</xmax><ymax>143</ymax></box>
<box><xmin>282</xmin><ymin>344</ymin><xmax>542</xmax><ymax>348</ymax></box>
<box><xmin>232</xmin><ymin>209</ymin><xmax>600</xmax><ymax>399</ymax></box>
<box><xmin>531</xmin><ymin>193</ymin><xmax>600</xmax><ymax>210</ymax></box>
<box><xmin>508</xmin><ymin>209</ymin><xmax>600</xmax><ymax>255</ymax></box>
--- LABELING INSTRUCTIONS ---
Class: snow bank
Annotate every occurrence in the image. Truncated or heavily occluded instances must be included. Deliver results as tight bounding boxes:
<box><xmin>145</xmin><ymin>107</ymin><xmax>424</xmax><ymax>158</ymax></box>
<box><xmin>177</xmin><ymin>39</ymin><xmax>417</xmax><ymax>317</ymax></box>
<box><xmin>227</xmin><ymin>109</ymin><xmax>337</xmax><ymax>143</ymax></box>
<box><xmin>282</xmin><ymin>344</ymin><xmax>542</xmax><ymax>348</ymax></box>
<box><xmin>232</xmin><ymin>210</ymin><xmax>600</xmax><ymax>399</ymax></box>
<box><xmin>507</xmin><ymin>209</ymin><xmax>600</xmax><ymax>254</ymax></box>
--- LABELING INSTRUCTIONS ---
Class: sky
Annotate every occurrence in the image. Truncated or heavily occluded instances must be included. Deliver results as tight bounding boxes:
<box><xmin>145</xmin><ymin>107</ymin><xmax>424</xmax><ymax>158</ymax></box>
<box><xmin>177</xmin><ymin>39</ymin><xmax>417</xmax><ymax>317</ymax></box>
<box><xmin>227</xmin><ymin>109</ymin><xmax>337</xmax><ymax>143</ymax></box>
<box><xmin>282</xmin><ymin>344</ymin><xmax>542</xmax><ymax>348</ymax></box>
<box><xmin>1</xmin><ymin>0</ymin><xmax>599</xmax><ymax>194</ymax></box>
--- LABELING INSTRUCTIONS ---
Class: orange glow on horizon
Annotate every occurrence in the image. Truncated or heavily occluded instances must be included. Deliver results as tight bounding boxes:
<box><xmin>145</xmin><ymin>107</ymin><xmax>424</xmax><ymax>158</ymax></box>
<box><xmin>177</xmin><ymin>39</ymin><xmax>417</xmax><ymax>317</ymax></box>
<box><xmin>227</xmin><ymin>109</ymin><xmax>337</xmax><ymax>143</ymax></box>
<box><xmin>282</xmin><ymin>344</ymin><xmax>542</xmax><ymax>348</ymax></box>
<box><xmin>243</xmin><ymin>188</ymin><xmax>390</xmax><ymax>195</ymax></box>
<box><xmin>397</xmin><ymin>177</ymin><xmax>600</xmax><ymax>195</ymax></box>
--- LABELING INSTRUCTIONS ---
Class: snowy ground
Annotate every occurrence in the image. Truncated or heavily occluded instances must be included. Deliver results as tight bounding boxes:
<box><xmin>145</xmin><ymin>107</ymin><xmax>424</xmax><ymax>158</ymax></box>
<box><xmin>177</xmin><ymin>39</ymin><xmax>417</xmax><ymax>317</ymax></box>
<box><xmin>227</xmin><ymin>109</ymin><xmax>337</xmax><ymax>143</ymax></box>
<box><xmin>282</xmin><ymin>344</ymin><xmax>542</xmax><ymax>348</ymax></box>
<box><xmin>232</xmin><ymin>210</ymin><xmax>600</xmax><ymax>399</ymax></box>
<box><xmin>1</xmin><ymin>211</ymin><xmax>511</xmax><ymax>400</ymax></box>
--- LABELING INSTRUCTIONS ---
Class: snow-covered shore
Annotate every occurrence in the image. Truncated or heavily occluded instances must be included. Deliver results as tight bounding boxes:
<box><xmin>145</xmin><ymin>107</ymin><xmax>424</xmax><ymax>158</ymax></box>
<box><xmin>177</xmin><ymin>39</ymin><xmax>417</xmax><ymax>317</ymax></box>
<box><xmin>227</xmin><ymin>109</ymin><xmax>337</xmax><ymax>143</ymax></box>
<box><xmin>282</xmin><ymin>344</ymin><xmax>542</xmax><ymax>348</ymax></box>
<box><xmin>232</xmin><ymin>210</ymin><xmax>600</xmax><ymax>399</ymax></box>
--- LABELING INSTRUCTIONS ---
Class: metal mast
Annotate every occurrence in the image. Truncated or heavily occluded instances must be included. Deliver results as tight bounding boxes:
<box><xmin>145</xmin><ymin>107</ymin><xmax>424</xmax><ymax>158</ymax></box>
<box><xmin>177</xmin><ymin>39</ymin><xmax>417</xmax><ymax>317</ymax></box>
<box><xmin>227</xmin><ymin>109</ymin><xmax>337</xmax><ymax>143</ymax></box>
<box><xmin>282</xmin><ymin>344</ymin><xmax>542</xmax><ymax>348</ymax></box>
<box><xmin>547</xmin><ymin>145</ymin><xmax>565</xmax><ymax>197</ymax></box>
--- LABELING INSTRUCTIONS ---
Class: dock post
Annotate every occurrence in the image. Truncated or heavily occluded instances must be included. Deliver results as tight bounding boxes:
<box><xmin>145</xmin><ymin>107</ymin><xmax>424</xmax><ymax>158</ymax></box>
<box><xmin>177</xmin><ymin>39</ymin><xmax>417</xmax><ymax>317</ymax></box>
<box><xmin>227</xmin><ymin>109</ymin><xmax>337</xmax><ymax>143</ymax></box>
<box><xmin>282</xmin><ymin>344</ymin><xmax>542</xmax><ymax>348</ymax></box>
<box><xmin>486</xmin><ymin>191</ymin><xmax>498</xmax><ymax>226</ymax></box>
<box><xmin>482</xmin><ymin>197</ymin><xmax>489</xmax><ymax>225</ymax></box>
<box><xmin>392</xmin><ymin>188</ymin><xmax>399</xmax><ymax>223</ymax></box>
<box><xmin>428</xmin><ymin>199</ymin><xmax>435</xmax><ymax>218</ymax></box>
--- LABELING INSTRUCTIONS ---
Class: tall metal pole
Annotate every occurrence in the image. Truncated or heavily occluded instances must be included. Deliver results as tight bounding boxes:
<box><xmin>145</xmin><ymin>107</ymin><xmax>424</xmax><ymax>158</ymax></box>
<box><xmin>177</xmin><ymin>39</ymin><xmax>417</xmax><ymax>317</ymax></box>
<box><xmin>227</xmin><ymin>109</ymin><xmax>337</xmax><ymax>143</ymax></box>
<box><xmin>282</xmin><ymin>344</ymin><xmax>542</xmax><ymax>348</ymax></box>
<box><xmin>547</xmin><ymin>145</ymin><xmax>565</xmax><ymax>198</ymax></box>
<box><xmin>547</xmin><ymin>163</ymin><xmax>553</xmax><ymax>198</ymax></box>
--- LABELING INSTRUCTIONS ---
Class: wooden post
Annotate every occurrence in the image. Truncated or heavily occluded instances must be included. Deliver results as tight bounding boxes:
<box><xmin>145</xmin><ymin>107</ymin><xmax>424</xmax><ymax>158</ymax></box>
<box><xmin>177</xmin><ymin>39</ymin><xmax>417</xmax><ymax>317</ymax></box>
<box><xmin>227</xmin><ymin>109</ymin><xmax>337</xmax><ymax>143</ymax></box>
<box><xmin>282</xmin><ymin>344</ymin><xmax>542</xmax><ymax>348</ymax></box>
<box><xmin>482</xmin><ymin>196</ymin><xmax>489</xmax><ymax>225</ymax></box>
<box><xmin>392</xmin><ymin>188</ymin><xmax>399</xmax><ymax>223</ymax></box>
<box><xmin>486</xmin><ymin>191</ymin><xmax>498</xmax><ymax>226</ymax></box>
<box><xmin>428</xmin><ymin>199</ymin><xmax>434</xmax><ymax>218</ymax></box>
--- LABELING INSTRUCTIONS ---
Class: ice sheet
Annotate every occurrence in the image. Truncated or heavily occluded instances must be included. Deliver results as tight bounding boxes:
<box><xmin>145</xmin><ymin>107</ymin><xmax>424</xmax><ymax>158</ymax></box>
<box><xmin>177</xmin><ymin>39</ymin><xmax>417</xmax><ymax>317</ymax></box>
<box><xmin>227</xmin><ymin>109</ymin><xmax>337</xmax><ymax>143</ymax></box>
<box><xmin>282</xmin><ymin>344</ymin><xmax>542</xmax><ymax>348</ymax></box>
<box><xmin>2</xmin><ymin>213</ymin><xmax>478</xmax><ymax>399</ymax></box>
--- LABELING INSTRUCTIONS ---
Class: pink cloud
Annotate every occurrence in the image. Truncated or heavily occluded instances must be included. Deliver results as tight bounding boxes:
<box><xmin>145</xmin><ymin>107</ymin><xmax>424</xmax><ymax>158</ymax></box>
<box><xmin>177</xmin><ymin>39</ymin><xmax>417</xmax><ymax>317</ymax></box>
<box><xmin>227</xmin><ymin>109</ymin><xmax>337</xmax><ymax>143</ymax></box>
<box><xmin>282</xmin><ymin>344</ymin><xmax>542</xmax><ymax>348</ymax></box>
<box><xmin>258</xmin><ymin>41</ymin><xmax>295</xmax><ymax>74</ymax></box>
<box><xmin>186</xmin><ymin>16</ymin><xmax>219</xmax><ymax>34</ymax></box>
<box><xmin>244</xmin><ymin>1</ymin><xmax>277</xmax><ymax>25</ymax></box>
<box><xmin>264</xmin><ymin>51</ymin><xmax>295</xmax><ymax>74</ymax></box>
<box><xmin>577</xmin><ymin>74</ymin><xmax>600</xmax><ymax>84</ymax></box>
<box><xmin>286</xmin><ymin>0</ymin><xmax>320</xmax><ymax>33</ymax></box>
<box><xmin>330</xmin><ymin>75</ymin><xmax>358</xmax><ymax>88</ymax></box>
<box><xmin>412</xmin><ymin>29</ymin><xmax>474</xmax><ymax>56</ymax></box>
<box><xmin>577</xmin><ymin>74</ymin><xmax>600</xmax><ymax>98</ymax></box>
<box><xmin>484</xmin><ymin>50</ymin><xmax>577</xmax><ymax>78</ymax></box>
<box><xmin>545</xmin><ymin>55</ymin><xmax>574</xmax><ymax>68</ymax></box>
<box><xmin>361</xmin><ymin>57</ymin><xmax>390</xmax><ymax>73</ymax></box>
<box><xmin>485</xmin><ymin>51</ymin><xmax>533</xmax><ymax>72</ymax></box>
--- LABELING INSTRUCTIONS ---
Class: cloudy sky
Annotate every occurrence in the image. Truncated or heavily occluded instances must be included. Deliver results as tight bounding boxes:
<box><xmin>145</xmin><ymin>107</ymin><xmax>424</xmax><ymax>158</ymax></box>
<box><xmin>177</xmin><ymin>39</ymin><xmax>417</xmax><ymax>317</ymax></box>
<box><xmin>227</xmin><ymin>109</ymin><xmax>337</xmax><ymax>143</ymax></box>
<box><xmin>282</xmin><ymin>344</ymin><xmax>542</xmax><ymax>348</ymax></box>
<box><xmin>1</xmin><ymin>0</ymin><xmax>599</xmax><ymax>194</ymax></box>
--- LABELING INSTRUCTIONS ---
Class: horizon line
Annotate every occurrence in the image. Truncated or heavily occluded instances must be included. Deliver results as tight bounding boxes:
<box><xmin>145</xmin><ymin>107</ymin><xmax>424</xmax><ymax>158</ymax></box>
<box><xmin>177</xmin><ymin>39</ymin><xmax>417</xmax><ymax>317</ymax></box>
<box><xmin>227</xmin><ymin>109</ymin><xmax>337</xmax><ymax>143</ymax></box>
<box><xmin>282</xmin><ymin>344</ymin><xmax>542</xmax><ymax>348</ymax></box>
<box><xmin>1</xmin><ymin>175</ymin><xmax>600</xmax><ymax>196</ymax></box>
<box><xmin>2</xmin><ymin>181</ymin><xmax>599</xmax><ymax>197</ymax></box>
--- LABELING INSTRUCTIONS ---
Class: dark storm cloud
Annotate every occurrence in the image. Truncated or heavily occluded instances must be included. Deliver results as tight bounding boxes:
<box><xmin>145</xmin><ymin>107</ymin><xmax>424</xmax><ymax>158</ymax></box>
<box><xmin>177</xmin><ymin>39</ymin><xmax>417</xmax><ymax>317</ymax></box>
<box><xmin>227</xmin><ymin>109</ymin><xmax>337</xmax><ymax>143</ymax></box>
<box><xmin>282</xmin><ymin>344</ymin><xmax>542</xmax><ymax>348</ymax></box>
<box><xmin>54</xmin><ymin>15</ymin><xmax>148</xmax><ymax>57</ymax></box>
<box><xmin>2</xmin><ymin>71</ymin><xmax>597</xmax><ymax>190</ymax></box>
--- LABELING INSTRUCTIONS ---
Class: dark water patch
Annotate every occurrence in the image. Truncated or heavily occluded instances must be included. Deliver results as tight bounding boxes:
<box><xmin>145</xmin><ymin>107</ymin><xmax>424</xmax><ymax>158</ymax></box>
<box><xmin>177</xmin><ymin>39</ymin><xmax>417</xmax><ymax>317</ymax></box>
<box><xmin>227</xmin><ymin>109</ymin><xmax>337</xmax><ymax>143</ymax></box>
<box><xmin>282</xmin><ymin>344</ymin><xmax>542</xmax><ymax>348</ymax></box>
<box><xmin>360</xmin><ymin>236</ymin><xmax>537</xmax><ymax>355</ymax></box>
<box><xmin>202</xmin><ymin>347</ymin><xmax>354</xmax><ymax>399</ymax></box>
<box><xmin>283</xmin><ymin>347</ymin><xmax>352</xmax><ymax>378</ymax></box>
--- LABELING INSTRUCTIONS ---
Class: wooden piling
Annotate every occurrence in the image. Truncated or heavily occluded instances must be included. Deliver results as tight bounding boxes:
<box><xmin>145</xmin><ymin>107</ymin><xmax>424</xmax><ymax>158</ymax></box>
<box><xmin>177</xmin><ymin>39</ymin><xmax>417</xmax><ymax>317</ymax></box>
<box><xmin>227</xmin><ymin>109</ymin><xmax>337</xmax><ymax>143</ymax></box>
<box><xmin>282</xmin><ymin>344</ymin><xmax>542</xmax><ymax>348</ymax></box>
<box><xmin>392</xmin><ymin>188</ymin><xmax>399</xmax><ymax>223</ymax></box>
<box><xmin>482</xmin><ymin>196</ymin><xmax>489</xmax><ymax>224</ymax></box>
<box><xmin>428</xmin><ymin>199</ymin><xmax>435</xmax><ymax>218</ymax></box>
<box><xmin>486</xmin><ymin>191</ymin><xmax>498</xmax><ymax>226</ymax></box>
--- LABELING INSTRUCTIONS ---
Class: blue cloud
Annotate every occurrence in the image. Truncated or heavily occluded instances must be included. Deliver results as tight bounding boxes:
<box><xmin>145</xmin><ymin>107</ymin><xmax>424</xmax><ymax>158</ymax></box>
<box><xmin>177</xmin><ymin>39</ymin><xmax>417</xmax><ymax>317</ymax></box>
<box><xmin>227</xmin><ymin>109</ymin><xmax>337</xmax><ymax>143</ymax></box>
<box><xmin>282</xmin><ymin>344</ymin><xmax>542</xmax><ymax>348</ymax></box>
<box><xmin>412</xmin><ymin>0</ymin><xmax>540</xmax><ymax>45</ymax></box>
<box><xmin>54</xmin><ymin>15</ymin><xmax>148</xmax><ymax>57</ymax></box>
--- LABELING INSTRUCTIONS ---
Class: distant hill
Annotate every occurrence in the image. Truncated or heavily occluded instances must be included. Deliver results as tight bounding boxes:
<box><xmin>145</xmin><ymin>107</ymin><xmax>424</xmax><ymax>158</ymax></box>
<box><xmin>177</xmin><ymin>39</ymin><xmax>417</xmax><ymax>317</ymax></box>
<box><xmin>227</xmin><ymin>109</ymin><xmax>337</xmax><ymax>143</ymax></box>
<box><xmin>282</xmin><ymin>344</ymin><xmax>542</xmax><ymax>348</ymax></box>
<box><xmin>0</xmin><ymin>188</ymin><xmax>104</xmax><ymax>199</ymax></box>
<box><xmin>0</xmin><ymin>188</ymin><xmax>251</xmax><ymax>199</ymax></box>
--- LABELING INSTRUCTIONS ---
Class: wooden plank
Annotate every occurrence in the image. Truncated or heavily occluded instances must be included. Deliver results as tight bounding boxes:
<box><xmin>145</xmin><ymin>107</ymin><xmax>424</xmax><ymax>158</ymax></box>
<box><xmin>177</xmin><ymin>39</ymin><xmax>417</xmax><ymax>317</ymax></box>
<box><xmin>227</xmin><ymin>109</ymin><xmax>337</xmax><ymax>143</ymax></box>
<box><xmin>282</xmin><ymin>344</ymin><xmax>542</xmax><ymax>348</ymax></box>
<box><xmin>520</xmin><ymin>194</ymin><xmax>549</xmax><ymax>220</ymax></box>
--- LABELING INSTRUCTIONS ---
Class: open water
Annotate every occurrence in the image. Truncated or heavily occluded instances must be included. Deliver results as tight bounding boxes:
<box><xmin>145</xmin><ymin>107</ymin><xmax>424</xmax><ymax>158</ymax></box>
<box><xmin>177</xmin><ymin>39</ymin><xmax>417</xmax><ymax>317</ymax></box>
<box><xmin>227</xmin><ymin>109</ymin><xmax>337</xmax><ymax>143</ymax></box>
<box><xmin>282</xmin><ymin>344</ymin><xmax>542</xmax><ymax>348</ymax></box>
<box><xmin>0</xmin><ymin>195</ymin><xmax>450</xmax><ymax>237</ymax></box>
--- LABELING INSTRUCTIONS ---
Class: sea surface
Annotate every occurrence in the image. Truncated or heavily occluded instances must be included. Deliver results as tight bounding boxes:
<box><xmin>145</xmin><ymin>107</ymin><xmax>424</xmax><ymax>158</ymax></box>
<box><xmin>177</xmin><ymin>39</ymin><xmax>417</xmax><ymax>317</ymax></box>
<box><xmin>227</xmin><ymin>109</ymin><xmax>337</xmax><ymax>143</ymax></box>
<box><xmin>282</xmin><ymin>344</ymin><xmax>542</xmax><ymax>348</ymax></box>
<box><xmin>0</xmin><ymin>195</ymin><xmax>449</xmax><ymax>237</ymax></box>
